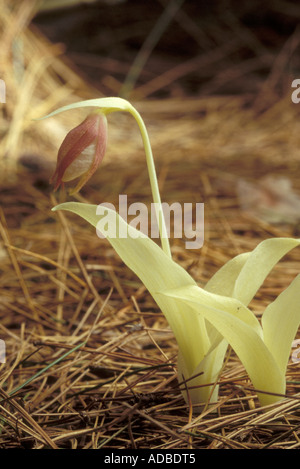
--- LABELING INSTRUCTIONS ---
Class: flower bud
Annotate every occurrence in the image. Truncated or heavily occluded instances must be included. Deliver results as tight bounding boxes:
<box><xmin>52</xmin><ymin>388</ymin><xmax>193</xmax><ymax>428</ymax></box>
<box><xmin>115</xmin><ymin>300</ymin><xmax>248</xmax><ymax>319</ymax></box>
<box><xmin>50</xmin><ymin>112</ymin><xmax>107</xmax><ymax>194</ymax></box>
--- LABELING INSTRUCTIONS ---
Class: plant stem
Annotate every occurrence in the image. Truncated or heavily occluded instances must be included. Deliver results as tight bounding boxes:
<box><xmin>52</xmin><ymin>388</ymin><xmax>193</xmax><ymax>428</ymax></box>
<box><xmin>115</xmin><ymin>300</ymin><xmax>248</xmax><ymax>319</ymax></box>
<box><xmin>125</xmin><ymin>104</ymin><xmax>172</xmax><ymax>259</ymax></box>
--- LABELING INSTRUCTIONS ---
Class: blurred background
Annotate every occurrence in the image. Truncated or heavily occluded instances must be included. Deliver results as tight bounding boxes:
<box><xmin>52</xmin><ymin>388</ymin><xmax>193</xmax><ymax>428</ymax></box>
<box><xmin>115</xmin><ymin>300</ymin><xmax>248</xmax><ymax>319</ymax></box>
<box><xmin>1</xmin><ymin>0</ymin><xmax>300</xmax><ymax>175</ymax></box>
<box><xmin>33</xmin><ymin>0</ymin><xmax>300</xmax><ymax>100</ymax></box>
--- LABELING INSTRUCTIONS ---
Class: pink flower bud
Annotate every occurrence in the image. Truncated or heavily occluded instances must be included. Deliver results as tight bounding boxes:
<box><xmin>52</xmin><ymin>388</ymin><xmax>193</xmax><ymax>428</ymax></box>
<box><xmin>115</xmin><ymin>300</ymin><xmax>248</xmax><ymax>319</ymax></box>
<box><xmin>50</xmin><ymin>112</ymin><xmax>107</xmax><ymax>194</ymax></box>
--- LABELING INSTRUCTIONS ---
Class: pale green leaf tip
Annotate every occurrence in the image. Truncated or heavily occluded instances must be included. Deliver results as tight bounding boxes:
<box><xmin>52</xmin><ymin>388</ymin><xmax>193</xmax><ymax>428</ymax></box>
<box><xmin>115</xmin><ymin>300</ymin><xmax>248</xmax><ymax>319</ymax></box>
<box><xmin>52</xmin><ymin>203</ymin><xmax>77</xmax><ymax>212</ymax></box>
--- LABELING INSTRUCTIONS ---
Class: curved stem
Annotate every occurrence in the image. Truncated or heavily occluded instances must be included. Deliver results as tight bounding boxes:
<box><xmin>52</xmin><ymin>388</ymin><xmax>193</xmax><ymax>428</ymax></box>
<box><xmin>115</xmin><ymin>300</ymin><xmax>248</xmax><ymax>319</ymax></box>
<box><xmin>129</xmin><ymin>106</ymin><xmax>172</xmax><ymax>258</ymax></box>
<box><xmin>110</xmin><ymin>104</ymin><xmax>171</xmax><ymax>259</ymax></box>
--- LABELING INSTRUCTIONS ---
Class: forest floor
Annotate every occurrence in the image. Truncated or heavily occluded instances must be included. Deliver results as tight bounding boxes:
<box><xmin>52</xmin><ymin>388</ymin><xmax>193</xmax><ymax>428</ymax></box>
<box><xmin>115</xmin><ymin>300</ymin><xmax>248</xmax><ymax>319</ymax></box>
<box><xmin>0</xmin><ymin>0</ymin><xmax>300</xmax><ymax>449</ymax></box>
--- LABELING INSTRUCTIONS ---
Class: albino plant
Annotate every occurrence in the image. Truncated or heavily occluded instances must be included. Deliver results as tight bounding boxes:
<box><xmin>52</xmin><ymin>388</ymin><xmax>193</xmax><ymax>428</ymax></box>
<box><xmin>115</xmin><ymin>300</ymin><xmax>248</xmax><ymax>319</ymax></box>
<box><xmin>42</xmin><ymin>97</ymin><xmax>300</xmax><ymax>408</ymax></box>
